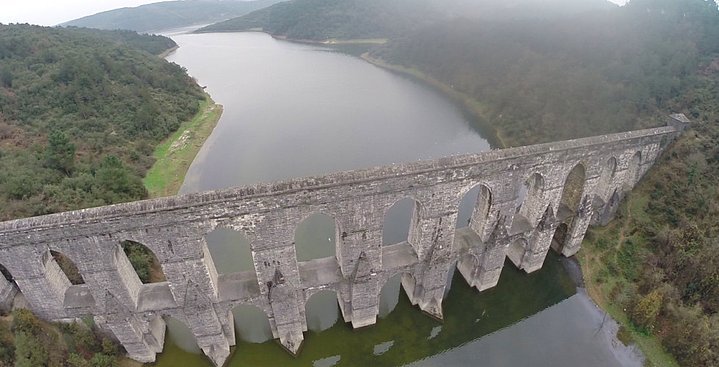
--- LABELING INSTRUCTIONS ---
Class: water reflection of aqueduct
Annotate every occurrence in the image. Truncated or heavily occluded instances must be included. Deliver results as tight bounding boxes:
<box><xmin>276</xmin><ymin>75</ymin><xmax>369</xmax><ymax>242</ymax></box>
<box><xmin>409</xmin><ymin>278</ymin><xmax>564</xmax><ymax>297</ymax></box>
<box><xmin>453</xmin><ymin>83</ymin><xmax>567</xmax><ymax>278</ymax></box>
<box><xmin>0</xmin><ymin>115</ymin><xmax>687</xmax><ymax>366</ymax></box>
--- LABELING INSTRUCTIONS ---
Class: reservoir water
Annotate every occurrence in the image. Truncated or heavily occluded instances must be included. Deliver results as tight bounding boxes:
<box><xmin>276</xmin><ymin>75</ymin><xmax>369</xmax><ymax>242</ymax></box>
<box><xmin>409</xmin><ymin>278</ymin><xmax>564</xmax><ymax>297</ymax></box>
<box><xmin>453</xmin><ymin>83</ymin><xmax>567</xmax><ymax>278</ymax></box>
<box><xmin>156</xmin><ymin>31</ymin><xmax>642</xmax><ymax>366</ymax></box>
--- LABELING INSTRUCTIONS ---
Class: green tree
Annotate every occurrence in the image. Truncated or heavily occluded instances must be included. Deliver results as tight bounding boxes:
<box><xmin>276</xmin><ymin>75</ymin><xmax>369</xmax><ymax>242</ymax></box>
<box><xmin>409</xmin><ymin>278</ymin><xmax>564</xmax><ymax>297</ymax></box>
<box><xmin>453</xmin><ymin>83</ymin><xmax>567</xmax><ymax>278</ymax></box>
<box><xmin>0</xmin><ymin>68</ymin><xmax>12</xmax><ymax>88</ymax></box>
<box><xmin>44</xmin><ymin>130</ymin><xmax>76</xmax><ymax>175</ymax></box>
<box><xmin>14</xmin><ymin>332</ymin><xmax>48</xmax><ymax>367</ymax></box>
<box><xmin>93</xmin><ymin>156</ymin><xmax>147</xmax><ymax>202</ymax></box>
<box><xmin>630</xmin><ymin>289</ymin><xmax>663</xmax><ymax>330</ymax></box>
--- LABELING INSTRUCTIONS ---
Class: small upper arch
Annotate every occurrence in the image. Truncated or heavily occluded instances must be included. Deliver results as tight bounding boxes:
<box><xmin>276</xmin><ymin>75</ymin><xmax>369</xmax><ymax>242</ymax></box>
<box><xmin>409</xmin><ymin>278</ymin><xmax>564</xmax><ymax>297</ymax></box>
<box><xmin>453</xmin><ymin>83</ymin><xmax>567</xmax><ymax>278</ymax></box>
<box><xmin>456</xmin><ymin>182</ymin><xmax>492</xmax><ymax>230</ymax></box>
<box><xmin>294</xmin><ymin>212</ymin><xmax>339</xmax><ymax>262</ymax></box>
<box><xmin>382</xmin><ymin>196</ymin><xmax>423</xmax><ymax>246</ymax></box>
<box><xmin>120</xmin><ymin>240</ymin><xmax>166</xmax><ymax>284</ymax></box>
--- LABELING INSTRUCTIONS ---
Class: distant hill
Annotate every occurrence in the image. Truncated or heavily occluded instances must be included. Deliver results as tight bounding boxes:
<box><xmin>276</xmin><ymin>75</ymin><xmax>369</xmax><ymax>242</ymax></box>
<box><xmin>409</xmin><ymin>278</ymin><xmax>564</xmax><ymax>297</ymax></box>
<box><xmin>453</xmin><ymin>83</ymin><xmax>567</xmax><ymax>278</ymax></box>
<box><xmin>63</xmin><ymin>0</ymin><xmax>285</xmax><ymax>33</ymax></box>
<box><xmin>196</xmin><ymin>0</ymin><xmax>615</xmax><ymax>40</ymax></box>
<box><xmin>196</xmin><ymin>0</ymin><xmax>443</xmax><ymax>39</ymax></box>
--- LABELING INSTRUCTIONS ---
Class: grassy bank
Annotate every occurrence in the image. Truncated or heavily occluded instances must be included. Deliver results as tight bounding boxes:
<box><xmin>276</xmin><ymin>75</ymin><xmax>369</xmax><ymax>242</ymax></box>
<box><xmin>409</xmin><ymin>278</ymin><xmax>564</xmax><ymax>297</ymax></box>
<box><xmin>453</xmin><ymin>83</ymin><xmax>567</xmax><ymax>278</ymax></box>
<box><xmin>360</xmin><ymin>53</ymin><xmax>504</xmax><ymax>149</ymax></box>
<box><xmin>143</xmin><ymin>95</ymin><xmax>223</xmax><ymax>197</ymax></box>
<box><xmin>579</xmin><ymin>191</ymin><xmax>681</xmax><ymax>367</ymax></box>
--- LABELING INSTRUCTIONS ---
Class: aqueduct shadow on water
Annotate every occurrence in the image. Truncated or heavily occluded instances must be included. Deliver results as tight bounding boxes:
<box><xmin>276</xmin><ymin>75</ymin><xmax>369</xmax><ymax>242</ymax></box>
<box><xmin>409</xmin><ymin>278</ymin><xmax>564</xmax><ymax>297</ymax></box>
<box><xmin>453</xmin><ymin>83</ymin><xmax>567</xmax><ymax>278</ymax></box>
<box><xmin>0</xmin><ymin>115</ymin><xmax>689</xmax><ymax>366</ymax></box>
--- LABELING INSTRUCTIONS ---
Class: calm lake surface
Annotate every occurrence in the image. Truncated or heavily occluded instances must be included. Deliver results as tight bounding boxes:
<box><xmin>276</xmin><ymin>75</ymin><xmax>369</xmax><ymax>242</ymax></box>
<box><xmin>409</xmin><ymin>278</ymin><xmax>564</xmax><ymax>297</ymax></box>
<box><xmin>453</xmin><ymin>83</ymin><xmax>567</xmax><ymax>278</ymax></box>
<box><xmin>157</xmin><ymin>31</ymin><xmax>642</xmax><ymax>367</ymax></box>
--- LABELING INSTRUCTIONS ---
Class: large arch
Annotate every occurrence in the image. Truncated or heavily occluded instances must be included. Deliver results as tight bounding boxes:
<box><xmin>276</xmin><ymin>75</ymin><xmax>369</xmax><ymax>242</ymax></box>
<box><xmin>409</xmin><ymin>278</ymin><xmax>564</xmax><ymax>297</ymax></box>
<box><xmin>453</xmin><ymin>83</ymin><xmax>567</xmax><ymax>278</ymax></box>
<box><xmin>551</xmin><ymin>223</ymin><xmax>570</xmax><ymax>253</ymax></box>
<box><xmin>230</xmin><ymin>304</ymin><xmax>273</xmax><ymax>343</ymax></box>
<box><xmin>597</xmin><ymin>157</ymin><xmax>617</xmax><ymax>201</ymax></box>
<box><xmin>305</xmin><ymin>289</ymin><xmax>340</xmax><ymax>332</ymax></box>
<box><xmin>295</xmin><ymin>213</ymin><xmax>338</xmax><ymax>262</ymax></box>
<box><xmin>50</xmin><ymin>250</ymin><xmax>84</xmax><ymax>285</ymax></box>
<box><xmin>383</xmin><ymin>198</ymin><xmax>421</xmax><ymax>246</ymax></box>
<box><xmin>443</xmin><ymin>260</ymin><xmax>458</xmax><ymax>298</ymax></box>
<box><xmin>204</xmin><ymin>228</ymin><xmax>254</xmax><ymax>274</ymax></box>
<box><xmin>379</xmin><ymin>272</ymin><xmax>416</xmax><ymax>318</ymax></box>
<box><xmin>626</xmin><ymin>151</ymin><xmax>642</xmax><ymax>187</ymax></box>
<box><xmin>121</xmin><ymin>240</ymin><xmax>166</xmax><ymax>284</ymax></box>
<box><xmin>507</xmin><ymin>238</ymin><xmax>528</xmax><ymax>268</ymax></box>
<box><xmin>516</xmin><ymin>173</ymin><xmax>545</xmax><ymax>227</ymax></box>
<box><xmin>558</xmin><ymin>163</ymin><xmax>587</xmax><ymax>218</ymax></box>
<box><xmin>164</xmin><ymin>316</ymin><xmax>201</xmax><ymax>354</ymax></box>
<box><xmin>457</xmin><ymin>253</ymin><xmax>479</xmax><ymax>287</ymax></box>
<box><xmin>456</xmin><ymin>184</ymin><xmax>492</xmax><ymax>235</ymax></box>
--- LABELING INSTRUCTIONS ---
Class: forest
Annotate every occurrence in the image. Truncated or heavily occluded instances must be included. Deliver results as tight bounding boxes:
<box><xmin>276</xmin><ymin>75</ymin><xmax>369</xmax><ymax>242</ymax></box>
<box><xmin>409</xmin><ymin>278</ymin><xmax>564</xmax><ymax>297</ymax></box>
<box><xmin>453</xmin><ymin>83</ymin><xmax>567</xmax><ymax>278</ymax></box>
<box><xmin>0</xmin><ymin>25</ymin><xmax>205</xmax><ymax>365</ymax></box>
<box><xmin>0</xmin><ymin>24</ymin><xmax>204</xmax><ymax>221</ymax></box>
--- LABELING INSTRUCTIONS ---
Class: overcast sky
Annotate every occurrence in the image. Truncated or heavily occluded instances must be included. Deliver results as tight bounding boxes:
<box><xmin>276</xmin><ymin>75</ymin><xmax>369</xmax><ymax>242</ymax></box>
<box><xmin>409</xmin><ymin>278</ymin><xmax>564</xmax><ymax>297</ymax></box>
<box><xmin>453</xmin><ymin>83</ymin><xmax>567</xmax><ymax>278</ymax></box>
<box><xmin>2</xmin><ymin>0</ymin><xmax>631</xmax><ymax>27</ymax></box>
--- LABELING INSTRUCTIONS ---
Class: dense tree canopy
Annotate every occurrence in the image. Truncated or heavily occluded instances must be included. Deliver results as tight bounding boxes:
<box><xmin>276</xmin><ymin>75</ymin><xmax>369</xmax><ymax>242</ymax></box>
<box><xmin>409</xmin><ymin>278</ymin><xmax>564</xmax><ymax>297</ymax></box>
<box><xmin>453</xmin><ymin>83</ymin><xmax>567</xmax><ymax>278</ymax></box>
<box><xmin>0</xmin><ymin>24</ymin><xmax>204</xmax><ymax>220</ymax></box>
<box><xmin>374</xmin><ymin>0</ymin><xmax>719</xmax><ymax>145</ymax></box>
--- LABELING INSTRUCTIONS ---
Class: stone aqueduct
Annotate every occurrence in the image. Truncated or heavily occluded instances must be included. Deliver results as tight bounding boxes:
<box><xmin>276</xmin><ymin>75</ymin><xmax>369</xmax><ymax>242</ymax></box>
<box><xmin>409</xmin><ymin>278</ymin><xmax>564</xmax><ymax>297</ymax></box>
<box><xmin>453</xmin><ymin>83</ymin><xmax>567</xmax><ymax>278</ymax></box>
<box><xmin>0</xmin><ymin>116</ymin><xmax>687</xmax><ymax>366</ymax></box>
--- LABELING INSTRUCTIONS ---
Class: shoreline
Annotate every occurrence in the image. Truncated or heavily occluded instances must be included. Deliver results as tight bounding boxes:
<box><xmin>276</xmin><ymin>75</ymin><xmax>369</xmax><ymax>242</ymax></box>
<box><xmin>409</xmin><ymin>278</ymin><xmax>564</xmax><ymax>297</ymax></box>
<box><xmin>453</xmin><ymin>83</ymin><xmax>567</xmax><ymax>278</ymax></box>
<box><xmin>143</xmin><ymin>94</ymin><xmax>223</xmax><ymax>198</ymax></box>
<box><xmin>359</xmin><ymin>53</ymin><xmax>506</xmax><ymax>149</ymax></box>
<box><xmin>157</xmin><ymin>45</ymin><xmax>179</xmax><ymax>58</ymax></box>
<box><xmin>272</xmin><ymin>34</ymin><xmax>387</xmax><ymax>45</ymax></box>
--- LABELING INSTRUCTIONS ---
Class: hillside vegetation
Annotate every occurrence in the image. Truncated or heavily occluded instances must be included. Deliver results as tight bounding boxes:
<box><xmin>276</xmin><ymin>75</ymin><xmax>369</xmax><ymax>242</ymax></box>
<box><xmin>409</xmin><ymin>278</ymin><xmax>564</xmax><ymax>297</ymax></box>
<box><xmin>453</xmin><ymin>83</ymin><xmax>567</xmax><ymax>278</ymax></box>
<box><xmin>63</xmin><ymin>0</ymin><xmax>284</xmax><ymax>33</ymax></box>
<box><xmin>0</xmin><ymin>23</ymin><xmax>209</xmax><ymax>365</ymax></box>
<box><xmin>0</xmin><ymin>24</ymin><xmax>204</xmax><ymax>220</ymax></box>
<box><xmin>197</xmin><ymin>0</ymin><xmax>441</xmax><ymax>39</ymax></box>
<box><xmin>374</xmin><ymin>0</ymin><xmax>718</xmax><ymax>145</ymax></box>
<box><xmin>197</xmin><ymin>0</ymin><xmax>613</xmax><ymax>40</ymax></box>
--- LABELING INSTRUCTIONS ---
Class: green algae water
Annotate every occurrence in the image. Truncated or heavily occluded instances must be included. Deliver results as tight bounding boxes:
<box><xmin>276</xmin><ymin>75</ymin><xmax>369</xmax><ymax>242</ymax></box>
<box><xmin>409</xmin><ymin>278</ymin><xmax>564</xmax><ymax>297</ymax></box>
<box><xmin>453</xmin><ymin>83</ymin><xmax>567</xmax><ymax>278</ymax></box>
<box><xmin>155</xmin><ymin>253</ymin><xmax>575</xmax><ymax>367</ymax></box>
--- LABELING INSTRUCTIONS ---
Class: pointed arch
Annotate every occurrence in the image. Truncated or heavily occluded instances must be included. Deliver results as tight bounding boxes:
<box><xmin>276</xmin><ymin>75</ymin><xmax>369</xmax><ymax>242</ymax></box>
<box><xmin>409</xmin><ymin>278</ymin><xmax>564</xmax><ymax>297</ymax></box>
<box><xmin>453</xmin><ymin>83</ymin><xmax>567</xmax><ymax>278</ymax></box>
<box><xmin>305</xmin><ymin>289</ymin><xmax>340</xmax><ymax>332</ymax></box>
<box><xmin>164</xmin><ymin>316</ymin><xmax>201</xmax><ymax>353</ymax></box>
<box><xmin>457</xmin><ymin>253</ymin><xmax>480</xmax><ymax>288</ymax></box>
<box><xmin>517</xmin><ymin>173</ymin><xmax>545</xmax><ymax>226</ymax></box>
<box><xmin>50</xmin><ymin>250</ymin><xmax>84</xmax><ymax>285</ymax></box>
<box><xmin>379</xmin><ymin>272</ymin><xmax>416</xmax><ymax>318</ymax></box>
<box><xmin>558</xmin><ymin>163</ymin><xmax>587</xmax><ymax>219</ymax></box>
<box><xmin>551</xmin><ymin>223</ymin><xmax>570</xmax><ymax>253</ymax></box>
<box><xmin>295</xmin><ymin>213</ymin><xmax>338</xmax><ymax>262</ymax></box>
<box><xmin>626</xmin><ymin>151</ymin><xmax>642</xmax><ymax>187</ymax></box>
<box><xmin>443</xmin><ymin>260</ymin><xmax>458</xmax><ymax>298</ymax></box>
<box><xmin>456</xmin><ymin>184</ymin><xmax>492</xmax><ymax>235</ymax></box>
<box><xmin>507</xmin><ymin>238</ymin><xmax>528</xmax><ymax>268</ymax></box>
<box><xmin>230</xmin><ymin>304</ymin><xmax>272</xmax><ymax>343</ymax></box>
<box><xmin>121</xmin><ymin>241</ymin><xmax>166</xmax><ymax>284</ymax></box>
<box><xmin>383</xmin><ymin>197</ymin><xmax>421</xmax><ymax>246</ymax></box>
<box><xmin>597</xmin><ymin>157</ymin><xmax>617</xmax><ymax>200</ymax></box>
<box><xmin>598</xmin><ymin>188</ymin><xmax>622</xmax><ymax>226</ymax></box>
